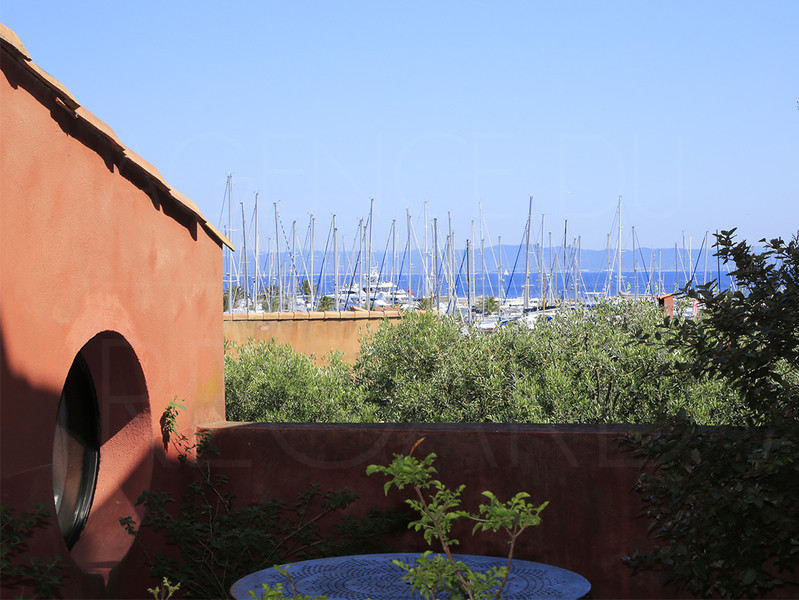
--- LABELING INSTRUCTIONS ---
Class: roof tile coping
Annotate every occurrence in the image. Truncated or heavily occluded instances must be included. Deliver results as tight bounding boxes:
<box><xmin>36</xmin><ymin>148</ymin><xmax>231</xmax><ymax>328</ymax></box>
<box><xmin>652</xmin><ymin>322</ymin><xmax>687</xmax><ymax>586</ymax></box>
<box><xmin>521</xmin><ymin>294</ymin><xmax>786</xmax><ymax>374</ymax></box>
<box><xmin>0</xmin><ymin>23</ymin><xmax>232</xmax><ymax>250</ymax></box>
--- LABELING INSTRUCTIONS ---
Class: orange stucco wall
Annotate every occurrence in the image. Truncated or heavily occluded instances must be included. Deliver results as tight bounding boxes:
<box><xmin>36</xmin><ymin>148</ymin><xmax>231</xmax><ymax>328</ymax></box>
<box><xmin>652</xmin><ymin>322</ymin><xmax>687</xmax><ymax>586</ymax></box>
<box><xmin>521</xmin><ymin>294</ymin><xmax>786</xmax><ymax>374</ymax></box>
<box><xmin>1</xmin><ymin>34</ymin><xmax>225</xmax><ymax>598</ymax></box>
<box><xmin>205</xmin><ymin>422</ymin><xmax>798</xmax><ymax>600</ymax></box>
<box><xmin>223</xmin><ymin>310</ymin><xmax>402</xmax><ymax>362</ymax></box>
<box><xmin>204</xmin><ymin>423</ymin><xmax>677</xmax><ymax>599</ymax></box>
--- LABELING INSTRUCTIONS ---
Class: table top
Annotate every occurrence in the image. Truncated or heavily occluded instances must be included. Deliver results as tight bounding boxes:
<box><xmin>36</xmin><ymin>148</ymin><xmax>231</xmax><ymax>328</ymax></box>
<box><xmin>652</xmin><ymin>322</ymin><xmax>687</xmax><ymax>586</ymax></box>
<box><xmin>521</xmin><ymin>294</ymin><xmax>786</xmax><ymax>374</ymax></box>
<box><xmin>230</xmin><ymin>552</ymin><xmax>591</xmax><ymax>599</ymax></box>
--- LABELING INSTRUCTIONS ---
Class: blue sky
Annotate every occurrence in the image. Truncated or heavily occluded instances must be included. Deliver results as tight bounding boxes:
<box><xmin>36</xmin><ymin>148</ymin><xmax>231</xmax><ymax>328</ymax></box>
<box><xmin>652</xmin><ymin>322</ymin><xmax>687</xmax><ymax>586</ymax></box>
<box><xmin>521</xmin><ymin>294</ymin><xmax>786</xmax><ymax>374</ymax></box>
<box><xmin>2</xmin><ymin>1</ymin><xmax>797</xmax><ymax>251</ymax></box>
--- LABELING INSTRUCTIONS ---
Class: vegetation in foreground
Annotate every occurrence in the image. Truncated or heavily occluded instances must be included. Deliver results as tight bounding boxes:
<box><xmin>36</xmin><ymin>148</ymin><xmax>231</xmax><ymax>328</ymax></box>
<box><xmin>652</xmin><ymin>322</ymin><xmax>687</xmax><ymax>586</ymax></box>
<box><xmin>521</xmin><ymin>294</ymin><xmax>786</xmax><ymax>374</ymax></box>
<box><xmin>367</xmin><ymin>443</ymin><xmax>549</xmax><ymax>600</ymax></box>
<box><xmin>120</xmin><ymin>401</ymin><xmax>406</xmax><ymax>599</ymax></box>
<box><xmin>225</xmin><ymin>297</ymin><xmax>738</xmax><ymax>426</ymax></box>
<box><xmin>623</xmin><ymin>231</ymin><xmax>798</xmax><ymax>598</ymax></box>
<box><xmin>223</xmin><ymin>230</ymin><xmax>799</xmax><ymax>599</ymax></box>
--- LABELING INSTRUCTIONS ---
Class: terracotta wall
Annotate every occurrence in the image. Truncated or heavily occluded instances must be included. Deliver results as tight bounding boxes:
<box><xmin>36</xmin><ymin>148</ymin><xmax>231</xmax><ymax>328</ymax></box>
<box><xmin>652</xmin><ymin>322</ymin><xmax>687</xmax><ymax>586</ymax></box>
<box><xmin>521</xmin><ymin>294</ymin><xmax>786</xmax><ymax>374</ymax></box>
<box><xmin>223</xmin><ymin>310</ymin><xmax>402</xmax><ymax>362</ymax></box>
<box><xmin>203</xmin><ymin>422</ymin><xmax>684</xmax><ymax>599</ymax></box>
<box><xmin>1</xmin><ymin>30</ymin><xmax>225</xmax><ymax>598</ymax></box>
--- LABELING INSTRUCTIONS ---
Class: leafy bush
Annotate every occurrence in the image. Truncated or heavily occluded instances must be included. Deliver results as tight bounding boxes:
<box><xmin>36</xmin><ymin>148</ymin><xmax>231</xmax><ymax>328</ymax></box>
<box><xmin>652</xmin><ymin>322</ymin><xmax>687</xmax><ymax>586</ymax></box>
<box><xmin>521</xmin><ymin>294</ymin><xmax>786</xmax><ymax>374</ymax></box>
<box><xmin>624</xmin><ymin>231</ymin><xmax>799</xmax><ymax>598</ymax></box>
<box><xmin>224</xmin><ymin>300</ymin><xmax>743</xmax><ymax>425</ymax></box>
<box><xmin>225</xmin><ymin>340</ymin><xmax>375</xmax><ymax>422</ymax></box>
<box><xmin>624</xmin><ymin>422</ymin><xmax>799</xmax><ymax>598</ymax></box>
<box><xmin>652</xmin><ymin>231</ymin><xmax>799</xmax><ymax>425</ymax></box>
<box><xmin>355</xmin><ymin>312</ymin><xmax>525</xmax><ymax>422</ymax></box>
<box><xmin>0</xmin><ymin>504</ymin><xmax>63</xmax><ymax>598</ymax></box>
<box><xmin>494</xmin><ymin>300</ymin><xmax>738</xmax><ymax>425</ymax></box>
<box><xmin>354</xmin><ymin>311</ymin><xmax>462</xmax><ymax>417</ymax></box>
<box><xmin>352</xmin><ymin>304</ymin><xmax>735</xmax><ymax>425</ymax></box>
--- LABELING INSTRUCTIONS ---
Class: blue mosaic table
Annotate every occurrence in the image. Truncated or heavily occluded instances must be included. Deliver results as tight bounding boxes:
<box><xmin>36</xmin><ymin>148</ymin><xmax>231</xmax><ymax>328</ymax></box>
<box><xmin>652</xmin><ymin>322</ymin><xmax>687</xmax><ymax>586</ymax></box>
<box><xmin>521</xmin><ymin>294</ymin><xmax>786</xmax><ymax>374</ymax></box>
<box><xmin>230</xmin><ymin>553</ymin><xmax>591</xmax><ymax>599</ymax></box>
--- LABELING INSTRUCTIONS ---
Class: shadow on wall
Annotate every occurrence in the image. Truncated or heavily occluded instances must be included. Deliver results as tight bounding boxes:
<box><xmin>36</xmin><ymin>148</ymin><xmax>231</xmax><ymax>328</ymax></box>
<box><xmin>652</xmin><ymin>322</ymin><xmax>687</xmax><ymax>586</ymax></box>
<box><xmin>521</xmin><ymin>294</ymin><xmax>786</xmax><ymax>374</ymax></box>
<box><xmin>0</xmin><ymin>326</ymin><xmax>169</xmax><ymax>598</ymax></box>
<box><xmin>203</xmin><ymin>421</ymin><xmax>680</xmax><ymax>599</ymax></box>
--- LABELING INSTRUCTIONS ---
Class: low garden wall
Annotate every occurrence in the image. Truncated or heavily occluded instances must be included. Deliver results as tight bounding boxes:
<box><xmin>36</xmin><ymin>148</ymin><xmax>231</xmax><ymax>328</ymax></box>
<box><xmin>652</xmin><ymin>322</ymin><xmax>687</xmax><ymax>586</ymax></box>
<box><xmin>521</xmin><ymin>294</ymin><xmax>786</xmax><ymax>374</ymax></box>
<box><xmin>223</xmin><ymin>310</ymin><xmax>402</xmax><ymax>362</ymax></box>
<box><xmin>203</xmin><ymin>422</ymin><xmax>685</xmax><ymax>599</ymax></box>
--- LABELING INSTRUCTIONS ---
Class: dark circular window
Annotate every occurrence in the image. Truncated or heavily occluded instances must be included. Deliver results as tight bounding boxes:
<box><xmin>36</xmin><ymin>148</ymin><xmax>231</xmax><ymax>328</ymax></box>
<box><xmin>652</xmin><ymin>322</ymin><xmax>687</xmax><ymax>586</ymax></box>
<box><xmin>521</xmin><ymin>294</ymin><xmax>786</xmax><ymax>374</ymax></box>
<box><xmin>52</xmin><ymin>353</ymin><xmax>100</xmax><ymax>550</ymax></box>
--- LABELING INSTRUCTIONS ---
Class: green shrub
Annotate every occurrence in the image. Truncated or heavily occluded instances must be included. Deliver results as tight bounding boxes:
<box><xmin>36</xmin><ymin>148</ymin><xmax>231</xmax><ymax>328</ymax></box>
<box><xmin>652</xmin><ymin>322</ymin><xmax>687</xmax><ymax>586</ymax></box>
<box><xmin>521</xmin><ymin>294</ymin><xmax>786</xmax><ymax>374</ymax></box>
<box><xmin>0</xmin><ymin>504</ymin><xmax>63</xmax><ymax>598</ymax></box>
<box><xmin>351</xmin><ymin>304</ymin><xmax>735</xmax><ymax>425</ymax></box>
<box><xmin>624</xmin><ymin>422</ymin><xmax>799</xmax><ymax>598</ymax></box>
<box><xmin>225</xmin><ymin>340</ymin><xmax>375</xmax><ymax>422</ymax></box>
<box><xmin>355</xmin><ymin>313</ymin><xmax>524</xmax><ymax>422</ymax></box>
<box><xmin>225</xmin><ymin>297</ymin><xmax>740</xmax><ymax>426</ymax></box>
<box><xmin>624</xmin><ymin>231</ymin><xmax>799</xmax><ymax>598</ymax></box>
<box><xmin>496</xmin><ymin>301</ymin><xmax>738</xmax><ymax>424</ymax></box>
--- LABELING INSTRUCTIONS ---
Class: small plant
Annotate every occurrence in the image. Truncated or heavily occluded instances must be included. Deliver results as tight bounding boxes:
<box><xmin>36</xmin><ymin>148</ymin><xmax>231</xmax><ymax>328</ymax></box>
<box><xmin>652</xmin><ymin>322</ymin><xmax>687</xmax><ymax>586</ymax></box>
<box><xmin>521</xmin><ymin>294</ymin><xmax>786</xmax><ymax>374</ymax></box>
<box><xmin>315</xmin><ymin>295</ymin><xmax>335</xmax><ymax>312</ymax></box>
<box><xmin>249</xmin><ymin>565</ymin><xmax>327</xmax><ymax>600</ymax></box>
<box><xmin>0</xmin><ymin>503</ymin><xmax>63</xmax><ymax>598</ymax></box>
<box><xmin>148</xmin><ymin>577</ymin><xmax>181</xmax><ymax>600</ymax></box>
<box><xmin>367</xmin><ymin>439</ymin><xmax>548</xmax><ymax>600</ymax></box>
<box><xmin>161</xmin><ymin>397</ymin><xmax>218</xmax><ymax>462</ymax></box>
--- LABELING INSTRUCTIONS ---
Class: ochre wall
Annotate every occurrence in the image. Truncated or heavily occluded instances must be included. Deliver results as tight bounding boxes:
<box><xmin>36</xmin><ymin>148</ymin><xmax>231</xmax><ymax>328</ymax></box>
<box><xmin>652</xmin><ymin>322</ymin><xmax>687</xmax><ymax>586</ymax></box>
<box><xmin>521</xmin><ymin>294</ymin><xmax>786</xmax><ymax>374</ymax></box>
<box><xmin>223</xmin><ymin>310</ymin><xmax>402</xmax><ymax>362</ymax></box>
<box><xmin>1</xmin><ymin>31</ymin><xmax>225</xmax><ymax>598</ymax></box>
<box><xmin>203</xmin><ymin>423</ymin><xmax>684</xmax><ymax>599</ymax></box>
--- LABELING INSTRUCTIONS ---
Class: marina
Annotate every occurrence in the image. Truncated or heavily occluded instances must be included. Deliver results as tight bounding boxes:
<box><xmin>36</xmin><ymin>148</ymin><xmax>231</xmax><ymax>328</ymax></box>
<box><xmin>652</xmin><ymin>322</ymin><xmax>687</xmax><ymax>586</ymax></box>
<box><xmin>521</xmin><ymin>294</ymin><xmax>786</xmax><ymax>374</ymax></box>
<box><xmin>220</xmin><ymin>177</ymin><xmax>736</xmax><ymax>322</ymax></box>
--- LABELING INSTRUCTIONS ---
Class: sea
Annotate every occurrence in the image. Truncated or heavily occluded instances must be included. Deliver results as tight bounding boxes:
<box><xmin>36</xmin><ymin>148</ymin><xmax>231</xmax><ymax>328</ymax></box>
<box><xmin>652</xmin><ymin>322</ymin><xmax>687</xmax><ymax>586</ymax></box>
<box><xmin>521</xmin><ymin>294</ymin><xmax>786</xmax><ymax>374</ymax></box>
<box><xmin>229</xmin><ymin>269</ymin><xmax>734</xmax><ymax>304</ymax></box>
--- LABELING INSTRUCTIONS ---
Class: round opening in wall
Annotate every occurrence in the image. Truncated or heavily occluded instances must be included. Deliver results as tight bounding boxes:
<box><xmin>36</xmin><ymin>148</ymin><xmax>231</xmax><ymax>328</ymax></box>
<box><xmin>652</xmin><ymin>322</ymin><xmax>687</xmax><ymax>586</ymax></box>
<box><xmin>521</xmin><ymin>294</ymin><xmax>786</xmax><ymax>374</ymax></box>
<box><xmin>52</xmin><ymin>331</ymin><xmax>153</xmax><ymax>575</ymax></box>
<box><xmin>53</xmin><ymin>353</ymin><xmax>100</xmax><ymax>550</ymax></box>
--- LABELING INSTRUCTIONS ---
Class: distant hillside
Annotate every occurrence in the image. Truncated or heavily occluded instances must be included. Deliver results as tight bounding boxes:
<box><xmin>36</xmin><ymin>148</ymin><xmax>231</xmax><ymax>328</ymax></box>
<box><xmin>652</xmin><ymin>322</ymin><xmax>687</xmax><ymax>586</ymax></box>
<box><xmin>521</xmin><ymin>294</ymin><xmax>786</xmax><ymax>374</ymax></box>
<box><xmin>240</xmin><ymin>242</ymin><xmax>743</xmax><ymax>280</ymax></box>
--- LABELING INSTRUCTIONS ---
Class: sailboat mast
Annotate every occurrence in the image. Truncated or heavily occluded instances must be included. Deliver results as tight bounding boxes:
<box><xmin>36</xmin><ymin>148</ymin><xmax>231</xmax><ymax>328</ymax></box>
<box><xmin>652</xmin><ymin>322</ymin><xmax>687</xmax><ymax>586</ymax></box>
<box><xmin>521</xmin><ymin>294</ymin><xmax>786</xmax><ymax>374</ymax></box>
<box><xmin>226</xmin><ymin>174</ymin><xmax>233</xmax><ymax>313</ymax></box>
<box><xmin>291</xmin><ymin>221</ymin><xmax>297</xmax><ymax>309</ymax></box>
<box><xmin>445</xmin><ymin>234</ymin><xmax>451</xmax><ymax>312</ymax></box>
<box><xmin>253</xmin><ymin>193</ymin><xmax>259</xmax><ymax>309</ymax></box>
<box><xmin>388</xmin><ymin>219</ymin><xmax>395</xmax><ymax>305</ymax></box>
<box><xmin>617</xmin><ymin>195</ymin><xmax>622</xmax><ymax>297</ymax></box>
<box><xmin>466</xmin><ymin>238</ymin><xmax>472</xmax><ymax>325</ymax></box>
<box><xmin>497</xmin><ymin>235</ymin><xmax>503</xmax><ymax>320</ymax></box>
<box><xmin>274</xmin><ymin>202</ymin><xmax>281</xmax><ymax>311</ymax></box>
<box><xmin>470</xmin><ymin>220</ymin><xmax>475</xmax><ymax>315</ymax></box>
<box><xmin>423</xmin><ymin>202</ymin><xmax>429</xmax><ymax>300</ymax></box>
<box><xmin>359</xmin><ymin>218</ymin><xmax>365</xmax><ymax>307</ymax></box>
<box><xmin>333</xmin><ymin>215</ymin><xmax>339</xmax><ymax>311</ymax></box>
<box><xmin>562</xmin><ymin>220</ymin><xmax>567</xmax><ymax>301</ymax></box>
<box><xmin>239</xmin><ymin>202</ymin><xmax>248</xmax><ymax>312</ymax></box>
<box><xmin>549</xmin><ymin>231</ymin><xmax>555</xmax><ymax>303</ymax></box>
<box><xmin>433</xmin><ymin>217</ymin><xmax>440</xmax><ymax>312</ymax></box>
<box><xmin>716</xmin><ymin>230</ymin><xmax>721</xmax><ymax>289</ymax></box>
<box><xmin>605</xmin><ymin>233</ymin><xmax>611</xmax><ymax>297</ymax></box>
<box><xmin>539</xmin><ymin>213</ymin><xmax>545</xmax><ymax>312</ymax></box>
<box><xmin>523</xmin><ymin>196</ymin><xmax>532</xmax><ymax>310</ymax></box>
<box><xmin>367</xmin><ymin>199</ymin><xmax>373</xmax><ymax>306</ymax></box>
<box><xmin>633</xmin><ymin>225</ymin><xmax>637</xmax><ymax>298</ymax></box>
<box><xmin>406</xmin><ymin>209</ymin><xmax>412</xmax><ymax>301</ymax></box>
<box><xmin>577</xmin><ymin>236</ymin><xmax>583</xmax><ymax>302</ymax></box>
<box><xmin>447</xmin><ymin>212</ymin><xmax>454</xmax><ymax>311</ymax></box>
<box><xmin>264</xmin><ymin>236</ymin><xmax>274</xmax><ymax>312</ymax></box>
<box><xmin>309</xmin><ymin>214</ymin><xmax>315</xmax><ymax>310</ymax></box>
<box><xmin>481</xmin><ymin>233</ymin><xmax>486</xmax><ymax>309</ymax></box>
